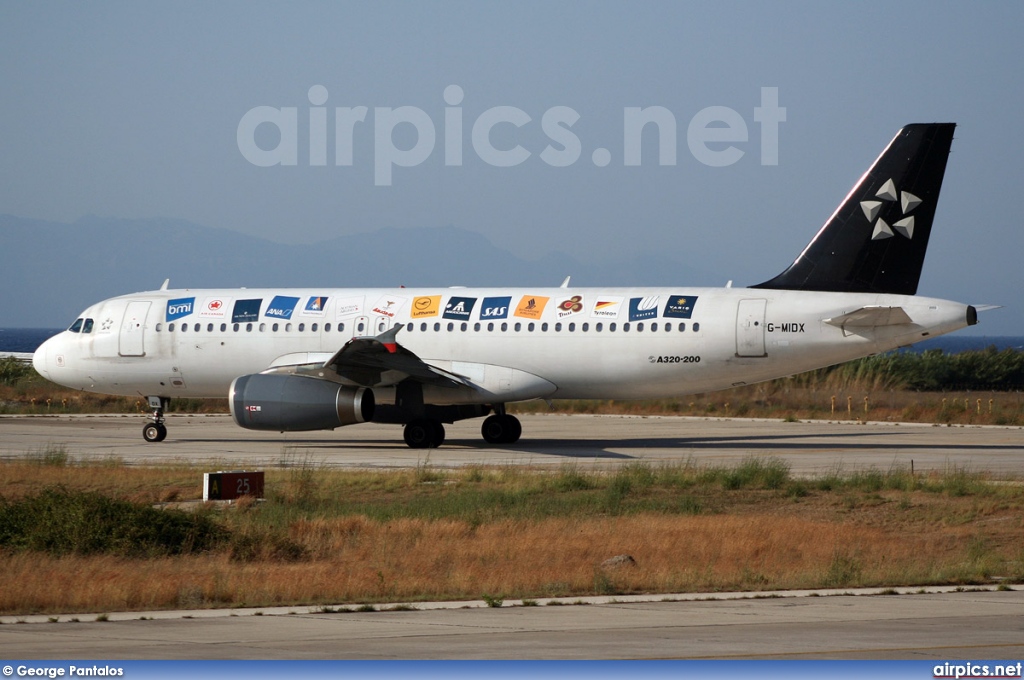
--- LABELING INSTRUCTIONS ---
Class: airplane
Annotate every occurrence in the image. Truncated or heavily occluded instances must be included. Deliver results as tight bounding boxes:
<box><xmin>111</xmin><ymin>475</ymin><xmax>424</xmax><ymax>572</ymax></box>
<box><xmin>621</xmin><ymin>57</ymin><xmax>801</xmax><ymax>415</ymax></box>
<box><xmin>33</xmin><ymin>123</ymin><xmax>982</xmax><ymax>449</ymax></box>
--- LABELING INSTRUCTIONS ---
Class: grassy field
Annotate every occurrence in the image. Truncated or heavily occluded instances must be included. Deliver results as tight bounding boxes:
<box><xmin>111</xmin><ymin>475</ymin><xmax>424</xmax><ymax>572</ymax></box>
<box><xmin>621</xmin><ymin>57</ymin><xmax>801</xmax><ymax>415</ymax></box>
<box><xmin>1</xmin><ymin>454</ymin><xmax>1021</xmax><ymax>616</ymax></box>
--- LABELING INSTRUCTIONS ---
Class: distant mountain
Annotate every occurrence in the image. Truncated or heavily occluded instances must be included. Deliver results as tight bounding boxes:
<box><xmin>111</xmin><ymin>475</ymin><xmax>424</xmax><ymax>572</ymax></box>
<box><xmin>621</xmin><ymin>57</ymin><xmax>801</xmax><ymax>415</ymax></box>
<box><xmin>0</xmin><ymin>214</ymin><xmax>718</xmax><ymax>327</ymax></box>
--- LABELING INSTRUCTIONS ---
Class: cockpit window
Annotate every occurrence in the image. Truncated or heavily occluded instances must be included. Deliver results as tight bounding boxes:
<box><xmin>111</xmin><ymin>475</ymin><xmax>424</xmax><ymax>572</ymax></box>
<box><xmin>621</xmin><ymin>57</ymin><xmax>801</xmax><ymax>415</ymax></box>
<box><xmin>82</xmin><ymin>318</ymin><xmax>94</xmax><ymax>334</ymax></box>
<box><xmin>68</xmin><ymin>318</ymin><xmax>84</xmax><ymax>333</ymax></box>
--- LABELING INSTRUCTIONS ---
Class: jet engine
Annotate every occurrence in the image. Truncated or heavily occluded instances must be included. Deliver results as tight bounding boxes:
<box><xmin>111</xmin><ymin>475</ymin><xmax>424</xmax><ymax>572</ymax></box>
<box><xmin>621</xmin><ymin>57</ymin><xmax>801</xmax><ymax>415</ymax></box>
<box><xmin>229</xmin><ymin>374</ymin><xmax>374</xmax><ymax>432</ymax></box>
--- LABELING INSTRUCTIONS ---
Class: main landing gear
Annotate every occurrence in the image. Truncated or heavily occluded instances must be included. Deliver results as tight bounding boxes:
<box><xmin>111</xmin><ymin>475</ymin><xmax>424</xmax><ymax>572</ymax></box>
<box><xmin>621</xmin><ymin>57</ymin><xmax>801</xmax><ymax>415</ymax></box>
<box><xmin>481</xmin><ymin>408</ymin><xmax>522</xmax><ymax>445</ymax></box>
<box><xmin>399</xmin><ymin>407</ymin><xmax>522</xmax><ymax>449</ymax></box>
<box><xmin>142</xmin><ymin>396</ymin><xmax>169</xmax><ymax>442</ymax></box>
<box><xmin>403</xmin><ymin>418</ymin><xmax>446</xmax><ymax>449</ymax></box>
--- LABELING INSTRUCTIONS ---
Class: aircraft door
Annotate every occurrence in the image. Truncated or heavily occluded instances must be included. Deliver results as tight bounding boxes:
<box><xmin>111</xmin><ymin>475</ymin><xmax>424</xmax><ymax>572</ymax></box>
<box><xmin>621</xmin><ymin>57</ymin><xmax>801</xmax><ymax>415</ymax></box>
<box><xmin>735</xmin><ymin>298</ymin><xmax>767</xmax><ymax>357</ymax></box>
<box><xmin>119</xmin><ymin>301</ymin><xmax>151</xmax><ymax>357</ymax></box>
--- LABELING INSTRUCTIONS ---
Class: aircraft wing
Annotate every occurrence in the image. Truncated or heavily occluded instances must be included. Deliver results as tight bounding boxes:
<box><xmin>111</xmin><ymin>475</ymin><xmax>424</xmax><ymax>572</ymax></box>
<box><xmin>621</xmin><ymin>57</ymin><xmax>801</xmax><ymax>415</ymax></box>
<box><xmin>322</xmin><ymin>326</ymin><xmax>469</xmax><ymax>388</ymax></box>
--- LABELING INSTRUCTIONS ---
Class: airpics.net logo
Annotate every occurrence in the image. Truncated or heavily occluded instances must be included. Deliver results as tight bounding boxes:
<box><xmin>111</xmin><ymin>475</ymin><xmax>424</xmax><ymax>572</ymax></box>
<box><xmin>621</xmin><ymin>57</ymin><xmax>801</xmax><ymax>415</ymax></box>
<box><xmin>237</xmin><ymin>85</ymin><xmax>786</xmax><ymax>186</ymax></box>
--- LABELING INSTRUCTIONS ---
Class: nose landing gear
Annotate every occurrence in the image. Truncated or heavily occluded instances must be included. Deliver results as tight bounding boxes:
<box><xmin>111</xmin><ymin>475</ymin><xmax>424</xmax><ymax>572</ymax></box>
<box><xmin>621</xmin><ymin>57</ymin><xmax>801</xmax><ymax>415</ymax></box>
<box><xmin>142</xmin><ymin>396</ymin><xmax>169</xmax><ymax>442</ymax></box>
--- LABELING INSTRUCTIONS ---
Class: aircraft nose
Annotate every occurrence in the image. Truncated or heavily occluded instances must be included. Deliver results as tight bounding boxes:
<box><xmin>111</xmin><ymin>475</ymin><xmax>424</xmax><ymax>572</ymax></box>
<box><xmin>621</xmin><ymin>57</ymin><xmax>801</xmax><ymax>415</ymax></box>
<box><xmin>32</xmin><ymin>338</ymin><xmax>51</xmax><ymax>380</ymax></box>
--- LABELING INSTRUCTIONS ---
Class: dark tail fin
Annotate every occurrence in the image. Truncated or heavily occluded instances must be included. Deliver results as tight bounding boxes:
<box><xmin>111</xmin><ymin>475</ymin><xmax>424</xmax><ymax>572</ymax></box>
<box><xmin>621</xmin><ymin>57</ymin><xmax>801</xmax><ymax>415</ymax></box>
<box><xmin>753</xmin><ymin>123</ymin><xmax>956</xmax><ymax>295</ymax></box>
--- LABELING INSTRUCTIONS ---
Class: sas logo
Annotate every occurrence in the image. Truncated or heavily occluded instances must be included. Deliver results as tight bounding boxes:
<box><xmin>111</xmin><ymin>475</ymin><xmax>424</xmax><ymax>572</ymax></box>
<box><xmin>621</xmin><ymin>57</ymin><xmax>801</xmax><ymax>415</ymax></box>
<box><xmin>232</xmin><ymin>298</ymin><xmax>263</xmax><ymax>323</ymax></box>
<box><xmin>556</xmin><ymin>295</ymin><xmax>584</xmax><ymax>318</ymax></box>
<box><xmin>480</xmin><ymin>296</ymin><xmax>512</xmax><ymax>319</ymax></box>
<box><xmin>628</xmin><ymin>296</ymin><xmax>659</xmax><ymax>321</ymax></box>
<box><xmin>411</xmin><ymin>296</ymin><xmax>441</xmax><ymax>318</ymax></box>
<box><xmin>443</xmin><ymin>296</ymin><xmax>477</xmax><ymax>320</ymax></box>
<box><xmin>514</xmin><ymin>295</ymin><xmax>549</xmax><ymax>320</ymax></box>
<box><xmin>165</xmin><ymin>297</ymin><xmax>195</xmax><ymax>322</ymax></box>
<box><xmin>265</xmin><ymin>295</ymin><xmax>299</xmax><ymax>320</ymax></box>
<box><xmin>663</xmin><ymin>295</ymin><xmax>698</xmax><ymax>319</ymax></box>
<box><xmin>591</xmin><ymin>297</ymin><xmax>623</xmax><ymax>319</ymax></box>
<box><xmin>302</xmin><ymin>296</ymin><xmax>329</xmax><ymax>316</ymax></box>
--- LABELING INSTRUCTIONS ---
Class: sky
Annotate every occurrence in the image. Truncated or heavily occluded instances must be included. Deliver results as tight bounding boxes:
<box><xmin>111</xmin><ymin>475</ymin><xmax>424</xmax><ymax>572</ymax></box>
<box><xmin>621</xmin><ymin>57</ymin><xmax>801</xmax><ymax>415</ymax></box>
<box><xmin>2</xmin><ymin>1</ymin><xmax>1022</xmax><ymax>334</ymax></box>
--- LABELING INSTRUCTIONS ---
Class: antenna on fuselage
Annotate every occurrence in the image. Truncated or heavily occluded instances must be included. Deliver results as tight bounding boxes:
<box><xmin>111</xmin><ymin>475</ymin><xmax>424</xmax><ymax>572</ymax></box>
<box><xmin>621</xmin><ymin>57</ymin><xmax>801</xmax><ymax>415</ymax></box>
<box><xmin>159</xmin><ymin>279</ymin><xmax>170</xmax><ymax>291</ymax></box>
<box><xmin>560</xmin><ymin>276</ymin><xmax>571</xmax><ymax>288</ymax></box>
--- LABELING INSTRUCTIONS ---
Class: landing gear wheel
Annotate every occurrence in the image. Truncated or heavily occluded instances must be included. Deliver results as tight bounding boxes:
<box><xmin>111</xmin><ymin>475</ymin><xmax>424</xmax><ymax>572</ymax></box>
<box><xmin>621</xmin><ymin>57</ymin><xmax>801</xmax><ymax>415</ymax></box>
<box><xmin>404</xmin><ymin>419</ymin><xmax>445</xmax><ymax>449</ymax></box>
<box><xmin>143</xmin><ymin>422</ymin><xmax>167</xmax><ymax>443</ymax></box>
<box><xmin>481</xmin><ymin>414</ymin><xmax>522</xmax><ymax>444</ymax></box>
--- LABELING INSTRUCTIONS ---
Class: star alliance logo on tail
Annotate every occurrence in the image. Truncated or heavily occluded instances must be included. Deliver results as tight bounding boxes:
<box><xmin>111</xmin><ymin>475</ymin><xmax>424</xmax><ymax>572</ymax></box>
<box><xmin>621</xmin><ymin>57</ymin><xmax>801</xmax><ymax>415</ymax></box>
<box><xmin>862</xmin><ymin>178</ymin><xmax>921</xmax><ymax>241</ymax></box>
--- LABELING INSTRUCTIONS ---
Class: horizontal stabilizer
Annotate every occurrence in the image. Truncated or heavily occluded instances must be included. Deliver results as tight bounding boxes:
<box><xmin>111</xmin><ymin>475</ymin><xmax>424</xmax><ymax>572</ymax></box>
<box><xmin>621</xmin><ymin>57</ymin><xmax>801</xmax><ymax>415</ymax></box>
<box><xmin>824</xmin><ymin>306</ymin><xmax>913</xmax><ymax>328</ymax></box>
<box><xmin>971</xmin><ymin>304</ymin><xmax>1002</xmax><ymax>313</ymax></box>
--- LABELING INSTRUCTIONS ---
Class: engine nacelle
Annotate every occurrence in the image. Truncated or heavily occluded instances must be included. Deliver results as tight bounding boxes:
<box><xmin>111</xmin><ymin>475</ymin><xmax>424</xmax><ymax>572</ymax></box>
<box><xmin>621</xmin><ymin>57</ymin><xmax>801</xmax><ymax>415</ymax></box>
<box><xmin>229</xmin><ymin>374</ymin><xmax>374</xmax><ymax>432</ymax></box>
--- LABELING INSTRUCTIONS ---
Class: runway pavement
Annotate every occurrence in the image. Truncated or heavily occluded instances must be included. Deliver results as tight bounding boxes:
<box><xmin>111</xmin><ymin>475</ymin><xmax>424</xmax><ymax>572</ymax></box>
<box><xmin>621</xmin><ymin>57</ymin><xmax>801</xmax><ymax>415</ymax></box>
<box><xmin>0</xmin><ymin>588</ymin><xmax>1022</xmax><ymax>659</ymax></box>
<box><xmin>1</xmin><ymin>412</ymin><xmax>1021</xmax><ymax>476</ymax></box>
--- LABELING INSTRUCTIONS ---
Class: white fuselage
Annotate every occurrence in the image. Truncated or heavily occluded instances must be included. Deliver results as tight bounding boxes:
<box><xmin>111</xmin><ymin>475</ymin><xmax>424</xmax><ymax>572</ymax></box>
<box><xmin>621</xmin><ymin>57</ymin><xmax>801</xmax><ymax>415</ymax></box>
<box><xmin>33</xmin><ymin>285</ymin><xmax>972</xmax><ymax>405</ymax></box>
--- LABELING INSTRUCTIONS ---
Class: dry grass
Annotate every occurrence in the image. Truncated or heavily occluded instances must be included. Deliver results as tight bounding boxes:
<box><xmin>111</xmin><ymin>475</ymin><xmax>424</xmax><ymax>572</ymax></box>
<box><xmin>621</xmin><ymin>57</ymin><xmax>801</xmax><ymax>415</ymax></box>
<box><xmin>1</xmin><ymin>459</ymin><xmax>1022</xmax><ymax>615</ymax></box>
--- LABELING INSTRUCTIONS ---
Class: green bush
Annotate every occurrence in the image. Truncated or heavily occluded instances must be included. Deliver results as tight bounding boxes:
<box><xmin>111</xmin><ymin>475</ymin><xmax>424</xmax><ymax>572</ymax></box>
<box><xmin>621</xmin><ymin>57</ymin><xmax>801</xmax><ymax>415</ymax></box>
<box><xmin>0</xmin><ymin>487</ymin><xmax>225</xmax><ymax>557</ymax></box>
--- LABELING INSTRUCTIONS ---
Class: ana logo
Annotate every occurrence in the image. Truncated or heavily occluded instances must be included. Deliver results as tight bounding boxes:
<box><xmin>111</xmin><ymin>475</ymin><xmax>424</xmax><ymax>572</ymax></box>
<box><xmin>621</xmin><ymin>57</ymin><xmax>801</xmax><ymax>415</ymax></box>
<box><xmin>165</xmin><ymin>297</ymin><xmax>195</xmax><ymax>322</ymax></box>
<box><xmin>556</xmin><ymin>295</ymin><xmax>584</xmax><ymax>318</ymax></box>
<box><xmin>443</xmin><ymin>296</ymin><xmax>477</xmax><ymax>320</ymax></box>
<box><xmin>266</xmin><ymin>295</ymin><xmax>299</xmax><ymax>319</ymax></box>
<box><xmin>480</xmin><ymin>296</ymin><xmax>511</xmax><ymax>319</ymax></box>
<box><xmin>628</xmin><ymin>296</ymin><xmax>659</xmax><ymax>321</ymax></box>
<box><xmin>862</xmin><ymin>178</ymin><xmax>921</xmax><ymax>241</ymax></box>
<box><xmin>663</xmin><ymin>295</ymin><xmax>698</xmax><ymax>319</ymax></box>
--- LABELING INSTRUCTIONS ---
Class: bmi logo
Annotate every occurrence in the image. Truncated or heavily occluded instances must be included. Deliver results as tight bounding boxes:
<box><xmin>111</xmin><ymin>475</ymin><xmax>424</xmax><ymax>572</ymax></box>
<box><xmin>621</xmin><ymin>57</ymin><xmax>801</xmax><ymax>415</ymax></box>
<box><xmin>166</xmin><ymin>297</ymin><xmax>195</xmax><ymax>322</ymax></box>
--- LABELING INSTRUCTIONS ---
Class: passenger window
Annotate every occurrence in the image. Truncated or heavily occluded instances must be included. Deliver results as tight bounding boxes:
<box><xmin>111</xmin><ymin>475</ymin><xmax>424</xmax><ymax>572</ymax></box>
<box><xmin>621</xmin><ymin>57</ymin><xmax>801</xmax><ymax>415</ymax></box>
<box><xmin>259</xmin><ymin>323</ymin><xmax>266</xmax><ymax>332</ymax></box>
<box><xmin>311</xmin><ymin>323</ymin><xmax>318</xmax><ymax>332</ymax></box>
<box><xmin>181</xmin><ymin>324</ymin><xmax>188</xmax><ymax>333</ymax></box>
<box><xmin>169</xmin><ymin>323</ymin><xmax>176</xmax><ymax>332</ymax></box>
<box><xmin>246</xmin><ymin>323</ymin><xmax>253</xmax><ymax>332</ymax></box>
<box><xmin>272</xmin><ymin>323</ymin><xmax>279</xmax><ymax>332</ymax></box>
<box><xmin>581</xmin><ymin>323</ymin><xmax>588</xmax><ymax>332</ymax></box>
<box><xmin>514</xmin><ymin>322</ymin><xmax>521</xmax><ymax>332</ymax></box>
<box><xmin>693</xmin><ymin>322</ymin><xmax>700</xmax><ymax>332</ymax></box>
<box><xmin>82</xmin><ymin>319</ymin><xmax>94</xmax><ymax>334</ymax></box>
<box><xmin>357</xmin><ymin>322</ymin><xmax>364</xmax><ymax>333</ymax></box>
<box><xmin>298</xmin><ymin>323</ymin><xmax>305</xmax><ymax>332</ymax></box>
<box><xmin>194</xmin><ymin>323</ymin><xmax>201</xmax><ymax>332</ymax></box>
<box><xmin>637</xmin><ymin>323</ymin><xmax>644</xmax><ymax>332</ymax></box>
<box><xmin>461</xmin><ymin>323</ymin><xmax>467</xmax><ymax>331</ymax></box>
<box><xmin>420</xmin><ymin>323</ymin><xmax>427</xmax><ymax>332</ymax></box>
<box><xmin>447</xmin><ymin>322</ymin><xmax>454</xmax><ymax>331</ymax></box>
<box><xmin>542</xmin><ymin>323</ymin><xmax>548</xmax><ymax>332</ymax></box>
<box><xmin>500</xmin><ymin>322</ymin><xmax>507</xmax><ymax>332</ymax></box>
<box><xmin>610</xmin><ymin>323</ymin><xmax>617</xmax><ymax>332</ymax></box>
<box><xmin>651</xmin><ymin>323</ymin><xmax>658</xmax><ymax>332</ymax></box>
<box><xmin>339</xmin><ymin>323</ymin><xmax>345</xmax><ymax>332</ymax></box>
<box><xmin>434</xmin><ymin>322</ymin><xmax>441</xmax><ymax>332</ymax></box>
<box><xmin>487</xmin><ymin>322</ymin><xmax>494</xmax><ymax>332</ymax></box>
<box><xmin>568</xmin><ymin>323</ymin><xmax>575</xmax><ymax>332</ymax></box>
<box><xmin>220</xmin><ymin>323</ymin><xmax>227</xmax><ymax>332</ymax></box>
<box><xmin>68</xmin><ymin>318</ymin><xmax>84</xmax><ymax>333</ymax></box>
<box><xmin>623</xmin><ymin>323</ymin><xmax>630</xmax><ymax>332</ymax></box>
<box><xmin>596</xmin><ymin>323</ymin><xmax>602</xmax><ymax>332</ymax></box>
<box><xmin>474</xmin><ymin>323</ymin><xmax>481</xmax><ymax>331</ymax></box>
<box><xmin>678</xmin><ymin>322</ymin><xmax>686</xmax><ymax>332</ymax></box>
<box><xmin>156</xmin><ymin>323</ymin><xmax>163</xmax><ymax>332</ymax></box>
<box><xmin>325</xmin><ymin>323</ymin><xmax>331</xmax><ymax>332</ymax></box>
<box><xmin>528</xmin><ymin>323</ymin><xmax>535</xmax><ymax>332</ymax></box>
<box><xmin>207</xmin><ymin>323</ymin><xmax>214</xmax><ymax>332</ymax></box>
<box><xmin>233</xmin><ymin>323</ymin><xmax>239</xmax><ymax>332</ymax></box>
<box><xmin>555</xmin><ymin>323</ymin><xmax>562</xmax><ymax>332</ymax></box>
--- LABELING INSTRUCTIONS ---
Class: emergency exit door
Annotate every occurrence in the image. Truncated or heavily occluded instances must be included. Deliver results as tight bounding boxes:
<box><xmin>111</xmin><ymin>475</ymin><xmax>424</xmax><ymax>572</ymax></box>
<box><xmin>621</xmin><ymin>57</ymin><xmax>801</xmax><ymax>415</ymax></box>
<box><xmin>736</xmin><ymin>299</ymin><xmax>767</xmax><ymax>357</ymax></box>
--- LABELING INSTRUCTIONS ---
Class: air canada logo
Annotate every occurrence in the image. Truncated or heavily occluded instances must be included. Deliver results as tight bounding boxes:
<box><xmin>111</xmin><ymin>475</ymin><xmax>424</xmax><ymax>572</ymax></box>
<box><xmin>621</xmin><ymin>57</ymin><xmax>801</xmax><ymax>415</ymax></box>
<box><xmin>862</xmin><ymin>178</ymin><xmax>921</xmax><ymax>241</ymax></box>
